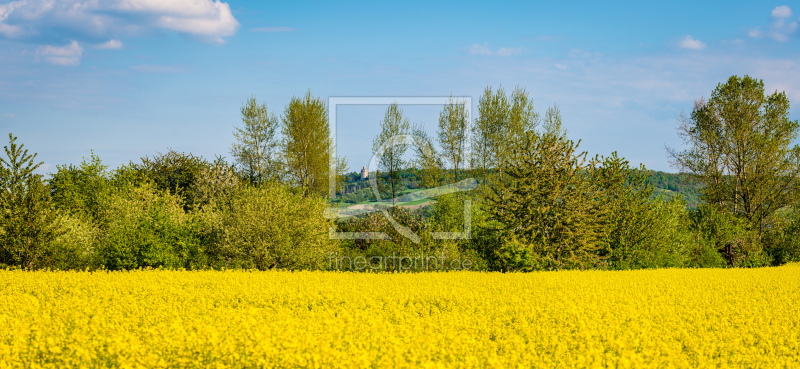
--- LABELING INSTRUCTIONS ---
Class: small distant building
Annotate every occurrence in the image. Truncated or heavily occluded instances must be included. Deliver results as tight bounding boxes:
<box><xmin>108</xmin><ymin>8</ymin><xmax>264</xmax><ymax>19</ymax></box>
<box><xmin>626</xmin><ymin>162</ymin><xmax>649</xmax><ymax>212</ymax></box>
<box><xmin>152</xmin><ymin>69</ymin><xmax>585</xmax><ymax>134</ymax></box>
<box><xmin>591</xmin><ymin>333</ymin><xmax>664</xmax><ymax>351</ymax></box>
<box><xmin>360</xmin><ymin>166</ymin><xmax>369</xmax><ymax>180</ymax></box>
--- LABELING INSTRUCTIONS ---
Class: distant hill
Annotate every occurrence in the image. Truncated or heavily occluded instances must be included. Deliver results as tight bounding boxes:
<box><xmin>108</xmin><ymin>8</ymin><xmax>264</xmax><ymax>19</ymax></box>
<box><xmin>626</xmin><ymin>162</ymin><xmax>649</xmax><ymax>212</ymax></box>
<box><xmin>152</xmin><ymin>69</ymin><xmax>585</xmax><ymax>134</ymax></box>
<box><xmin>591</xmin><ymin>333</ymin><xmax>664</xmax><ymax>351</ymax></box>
<box><xmin>645</xmin><ymin>170</ymin><xmax>702</xmax><ymax>208</ymax></box>
<box><xmin>338</xmin><ymin>168</ymin><xmax>704</xmax><ymax>208</ymax></box>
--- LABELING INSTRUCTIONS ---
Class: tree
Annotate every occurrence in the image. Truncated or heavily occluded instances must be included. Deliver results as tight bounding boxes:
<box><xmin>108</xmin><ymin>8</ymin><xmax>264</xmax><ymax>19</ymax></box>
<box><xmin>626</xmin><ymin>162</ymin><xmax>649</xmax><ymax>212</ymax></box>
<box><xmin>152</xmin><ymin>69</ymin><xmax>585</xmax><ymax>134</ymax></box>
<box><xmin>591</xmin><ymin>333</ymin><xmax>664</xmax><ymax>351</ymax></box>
<box><xmin>472</xmin><ymin>86</ymin><xmax>538</xmax><ymax>190</ymax></box>
<box><xmin>472</xmin><ymin>86</ymin><xmax>508</xmax><ymax>182</ymax></box>
<box><xmin>135</xmin><ymin>150</ymin><xmax>208</xmax><ymax>211</ymax></box>
<box><xmin>668</xmin><ymin>75</ymin><xmax>800</xmax><ymax>237</ymax></box>
<box><xmin>593</xmin><ymin>153</ymin><xmax>666</xmax><ymax>268</ymax></box>
<box><xmin>49</xmin><ymin>152</ymin><xmax>111</xmax><ymax>223</ymax></box>
<box><xmin>282</xmin><ymin>91</ymin><xmax>346</xmax><ymax>197</ymax></box>
<box><xmin>0</xmin><ymin>133</ymin><xmax>62</xmax><ymax>269</ymax></box>
<box><xmin>488</xmin><ymin>129</ymin><xmax>608</xmax><ymax>271</ymax></box>
<box><xmin>688</xmin><ymin>203</ymin><xmax>762</xmax><ymax>267</ymax></box>
<box><xmin>411</xmin><ymin>123</ymin><xmax>443</xmax><ymax>189</ymax></box>
<box><xmin>438</xmin><ymin>97</ymin><xmax>469</xmax><ymax>182</ymax></box>
<box><xmin>372</xmin><ymin>103</ymin><xmax>410</xmax><ymax>205</ymax></box>
<box><xmin>191</xmin><ymin>156</ymin><xmax>240</xmax><ymax>210</ymax></box>
<box><xmin>507</xmin><ymin>85</ymin><xmax>539</xmax><ymax>153</ymax></box>
<box><xmin>231</xmin><ymin>95</ymin><xmax>280</xmax><ymax>185</ymax></box>
<box><xmin>99</xmin><ymin>182</ymin><xmax>206</xmax><ymax>270</ymax></box>
<box><xmin>220</xmin><ymin>185</ymin><xmax>338</xmax><ymax>270</ymax></box>
<box><xmin>541</xmin><ymin>104</ymin><xmax>567</xmax><ymax>141</ymax></box>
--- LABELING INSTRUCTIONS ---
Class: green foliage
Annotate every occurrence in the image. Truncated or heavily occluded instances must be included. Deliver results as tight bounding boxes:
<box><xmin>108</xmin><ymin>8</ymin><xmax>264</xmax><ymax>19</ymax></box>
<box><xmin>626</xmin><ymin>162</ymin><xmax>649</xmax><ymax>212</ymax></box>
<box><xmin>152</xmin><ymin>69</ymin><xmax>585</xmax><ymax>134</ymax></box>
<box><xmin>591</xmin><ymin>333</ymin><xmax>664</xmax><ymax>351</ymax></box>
<box><xmin>488</xmin><ymin>131</ymin><xmax>608</xmax><ymax>271</ymax></box>
<box><xmin>99</xmin><ymin>182</ymin><xmax>207</xmax><ymax>270</ymax></box>
<box><xmin>49</xmin><ymin>152</ymin><xmax>111</xmax><ymax>223</ymax></box>
<box><xmin>340</xmin><ymin>187</ymin><xmax>376</xmax><ymax>204</ymax></box>
<box><xmin>686</xmin><ymin>237</ymin><xmax>729</xmax><ymax>269</ymax></box>
<box><xmin>336</xmin><ymin>207</ymin><xmax>428</xmax><ymax>252</ymax></box>
<box><xmin>135</xmin><ymin>150</ymin><xmax>208</xmax><ymax>211</ymax></box>
<box><xmin>412</xmin><ymin>123</ymin><xmax>443</xmax><ymax>189</ymax></box>
<box><xmin>763</xmin><ymin>205</ymin><xmax>800</xmax><ymax>265</ymax></box>
<box><xmin>373</xmin><ymin>103</ymin><xmax>411</xmax><ymax>205</ymax></box>
<box><xmin>191</xmin><ymin>156</ymin><xmax>240</xmax><ymax>210</ymax></box>
<box><xmin>220</xmin><ymin>184</ymin><xmax>337</xmax><ymax>270</ymax></box>
<box><xmin>438</xmin><ymin>98</ymin><xmax>468</xmax><ymax>182</ymax></box>
<box><xmin>645</xmin><ymin>171</ymin><xmax>702</xmax><ymax>208</ymax></box>
<box><xmin>508</xmin><ymin>86</ymin><xmax>540</xmax><ymax>145</ymax></box>
<box><xmin>471</xmin><ymin>86</ymin><xmax>539</xmax><ymax>194</ymax></box>
<box><xmin>0</xmin><ymin>133</ymin><xmax>42</xmax><ymax>193</ymax></box>
<box><xmin>0</xmin><ymin>176</ymin><xmax>63</xmax><ymax>270</ymax></box>
<box><xmin>45</xmin><ymin>213</ymin><xmax>99</xmax><ymax>270</ymax></box>
<box><xmin>427</xmin><ymin>193</ymin><xmax>469</xmax><ymax>234</ymax></box>
<box><xmin>541</xmin><ymin>105</ymin><xmax>567</xmax><ymax>141</ymax></box>
<box><xmin>282</xmin><ymin>91</ymin><xmax>344</xmax><ymax>197</ymax></box>
<box><xmin>485</xmin><ymin>134</ymin><xmax>697</xmax><ymax>271</ymax></box>
<box><xmin>0</xmin><ymin>133</ymin><xmax>63</xmax><ymax>270</ymax></box>
<box><xmin>594</xmin><ymin>153</ymin><xmax>694</xmax><ymax>269</ymax></box>
<box><xmin>608</xmin><ymin>193</ymin><xmax>695</xmax><ymax>269</ymax></box>
<box><xmin>688</xmin><ymin>204</ymin><xmax>768</xmax><ymax>267</ymax></box>
<box><xmin>595</xmin><ymin>153</ymin><xmax>655</xmax><ymax>267</ymax></box>
<box><xmin>427</xmin><ymin>193</ymin><xmax>491</xmax><ymax>271</ymax></box>
<box><xmin>8</xmin><ymin>76</ymin><xmax>800</xmax><ymax>273</ymax></box>
<box><xmin>472</xmin><ymin>86</ymin><xmax>509</xmax><ymax>179</ymax></box>
<box><xmin>231</xmin><ymin>95</ymin><xmax>280</xmax><ymax>185</ymax></box>
<box><xmin>669</xmin><ymin>75</ymin><xmax>800</xmax><ymax>233</ymax></box>
<box><xmin>335</xmin><ymin>204</ymin><xmax>485</xmax><ymax>272</ymax></box>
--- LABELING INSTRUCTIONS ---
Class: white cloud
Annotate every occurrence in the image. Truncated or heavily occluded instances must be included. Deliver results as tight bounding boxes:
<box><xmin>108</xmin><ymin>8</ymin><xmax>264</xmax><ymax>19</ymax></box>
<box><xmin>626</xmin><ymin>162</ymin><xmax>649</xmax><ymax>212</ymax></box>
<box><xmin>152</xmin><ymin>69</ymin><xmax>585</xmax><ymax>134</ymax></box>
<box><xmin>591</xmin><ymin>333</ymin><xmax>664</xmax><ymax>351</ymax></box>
<box><xmin>568</xmin><ymin>48</ymin><xmax>602</xmax><ymax>58</ymax></box>
<box><xmin>772</xmin><ymin>5</ymin><xmax>793</xmax><ymax>19</ymax></box>
<box><xmin>771</xmin><ymin>25</ymin><xmax>798</xmax><ymax>42</ymax></box>
<box><xmin>749</xmin><ymin>6</ymin><xmax>798</xmax><ymax>42</ymax></box>
<box><xmin>2</xmin><ymin>113</ymin><xmax>16</xmax><ymax>118</ymax></box>
<box><xmin>36</xmin><ymin>40</ymin><xmax>83</xmax><ymax>66</ymax></box>
<box><xmin>250</xmin><ymin>26</ymin><xmax>296</xmax><ymax>33</ymax></box>
<box><xmin>466</xmin><ymin>42</ymin><xmax>523</xmax><ymax>57</ymax></box>
<box><xmin>0</xmin><ymin>0</ymin><xmax>239</xmax><ymax>43</ymax></box>
<box><xmin>495</xmin><ymin>46</ymin><xmax>523</xmax><ymax>57</ymax></box>
<box><xmin>467</xmin><ymin>42</ymin><xmax>491</xmax><ymax>56</ymax></box>
<box><xmin>0</xmin><ymin>3</ymin><xmax>23</xmax><ymax>38</ymax></box>
<box><xmin>96</xmin><ymin>39</ymin><xmax>123</xmax><ymax>49</ymax></box>
<box><xmin>152</xmin><ymin>1</ymin><xmax>238</xmax><ymax>43</ymax></box>
<box><xmin>678</xmin><ymin>35</ymin><xmax>706</xmax><ymax>50</ymax></box>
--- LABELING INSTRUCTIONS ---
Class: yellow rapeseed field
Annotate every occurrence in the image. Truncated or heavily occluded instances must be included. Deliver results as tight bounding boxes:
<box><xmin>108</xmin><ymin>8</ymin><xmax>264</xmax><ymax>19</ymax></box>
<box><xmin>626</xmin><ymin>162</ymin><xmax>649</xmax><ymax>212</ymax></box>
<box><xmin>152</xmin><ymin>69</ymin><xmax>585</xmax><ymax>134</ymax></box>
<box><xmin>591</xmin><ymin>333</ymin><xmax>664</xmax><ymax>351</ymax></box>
<box><xmin>1</xmin><ymin>265</ymin><xmax>799</xmax><ymax>368</ymax></box>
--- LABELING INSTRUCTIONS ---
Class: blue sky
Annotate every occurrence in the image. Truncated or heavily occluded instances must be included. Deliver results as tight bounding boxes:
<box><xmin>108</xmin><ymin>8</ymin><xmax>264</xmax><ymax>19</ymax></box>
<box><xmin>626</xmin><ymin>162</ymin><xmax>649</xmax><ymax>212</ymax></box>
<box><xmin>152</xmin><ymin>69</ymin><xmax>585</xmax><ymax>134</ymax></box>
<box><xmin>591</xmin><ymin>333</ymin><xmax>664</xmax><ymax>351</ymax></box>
<box><xmin>1</xmin><ymin>0</ymin><xmax>799</xmax><ymax>174</ymax></box>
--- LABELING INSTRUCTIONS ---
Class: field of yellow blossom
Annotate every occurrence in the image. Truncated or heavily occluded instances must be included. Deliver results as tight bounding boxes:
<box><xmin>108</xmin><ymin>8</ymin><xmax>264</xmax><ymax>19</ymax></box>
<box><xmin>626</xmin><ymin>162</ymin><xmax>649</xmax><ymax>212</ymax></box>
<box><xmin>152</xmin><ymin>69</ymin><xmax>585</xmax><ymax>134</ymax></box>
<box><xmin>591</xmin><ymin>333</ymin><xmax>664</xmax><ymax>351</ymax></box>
<box><xmin>1</xmin><ymin>265</ymin><xmax>799</xmax><ymax>368</ymax></box>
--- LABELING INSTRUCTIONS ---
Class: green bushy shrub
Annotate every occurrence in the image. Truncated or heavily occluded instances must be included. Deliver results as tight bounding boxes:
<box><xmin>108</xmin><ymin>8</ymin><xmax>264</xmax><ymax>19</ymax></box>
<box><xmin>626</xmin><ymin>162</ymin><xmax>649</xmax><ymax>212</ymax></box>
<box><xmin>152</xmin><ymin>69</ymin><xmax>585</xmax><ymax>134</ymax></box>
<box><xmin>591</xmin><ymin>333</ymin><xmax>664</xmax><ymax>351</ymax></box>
<box><xmin>45</xmin><ymin>213</ymin><xmax>99</xmax><ymax>270</ymax></box>
<box><xmin>99</xmin><ymin>182</ymin><xmax>206</xmax><ymax>270</ymax></box>
<box><xmin>220</xmin><ymin>184</ymin><xmax>338</xmax><ymax>270</ymax></box>
<box><xmin>49</xmin><ymin>153</ymin><xmax>111</xmax><ymax>224</ymax></box>
<box><xmin>427</xmin><ymin>193</ymin><xmax>490</xmax><ymax>271</ymax></box>
<box><xmin>0</xmin><ymin>176</ymin><xmax>63</xmax><ymax>270</ymax></box>
<box><xmin>333</xmin><ymin>198</ymin><xmax>488</xmax><ymax>272</ymax></box>
<box><xmin>688</xmin><ymin>204</ymin><xmax>769</xmax><ymax>268</ymax></box>
<box><xmin>606</xmin><ymin>195</ymin><xmax>695</xmax><ymax>270</ymax></box>
<box><xmin>763</xmin><ymin>206</ymin><xmax>800</xmax><ymax>265</ymax></box>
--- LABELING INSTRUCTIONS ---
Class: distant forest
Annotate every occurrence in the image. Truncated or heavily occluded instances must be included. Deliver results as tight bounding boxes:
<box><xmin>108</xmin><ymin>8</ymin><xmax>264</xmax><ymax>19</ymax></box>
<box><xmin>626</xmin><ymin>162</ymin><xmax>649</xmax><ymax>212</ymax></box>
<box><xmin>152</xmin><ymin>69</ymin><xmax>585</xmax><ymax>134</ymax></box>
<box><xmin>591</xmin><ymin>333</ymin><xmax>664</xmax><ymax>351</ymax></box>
<box><xmin>340</xmin><ymin>169</ymin><xmax>702</xmax><ymax>208</ymax></box>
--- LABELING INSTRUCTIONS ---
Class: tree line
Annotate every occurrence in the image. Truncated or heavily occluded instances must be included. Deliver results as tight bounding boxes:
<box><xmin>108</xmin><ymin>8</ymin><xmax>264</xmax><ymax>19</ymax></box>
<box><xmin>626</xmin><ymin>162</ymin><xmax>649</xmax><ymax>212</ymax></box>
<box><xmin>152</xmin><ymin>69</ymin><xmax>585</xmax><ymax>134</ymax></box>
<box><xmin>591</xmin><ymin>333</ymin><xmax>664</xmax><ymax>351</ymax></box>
<box><xmin>1</xmin><ymin>75</ymin><xmax>799</xmax><ymax>271</ymax></box>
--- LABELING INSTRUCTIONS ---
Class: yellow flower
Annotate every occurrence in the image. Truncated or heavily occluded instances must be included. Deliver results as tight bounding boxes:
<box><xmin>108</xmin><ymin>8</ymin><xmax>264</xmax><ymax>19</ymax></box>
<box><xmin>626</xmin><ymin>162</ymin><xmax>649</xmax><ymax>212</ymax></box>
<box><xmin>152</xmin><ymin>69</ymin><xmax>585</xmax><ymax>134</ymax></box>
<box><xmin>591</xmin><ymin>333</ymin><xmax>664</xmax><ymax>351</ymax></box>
<box><xmin>0</xmin><ymin>266</ymin><xmax>799</xmax><ymax>368</ymax></box>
